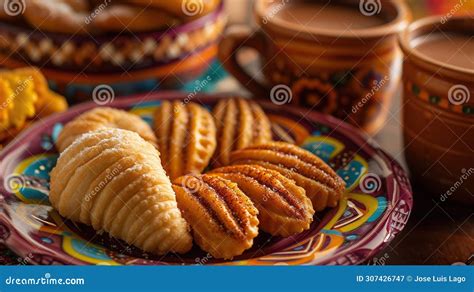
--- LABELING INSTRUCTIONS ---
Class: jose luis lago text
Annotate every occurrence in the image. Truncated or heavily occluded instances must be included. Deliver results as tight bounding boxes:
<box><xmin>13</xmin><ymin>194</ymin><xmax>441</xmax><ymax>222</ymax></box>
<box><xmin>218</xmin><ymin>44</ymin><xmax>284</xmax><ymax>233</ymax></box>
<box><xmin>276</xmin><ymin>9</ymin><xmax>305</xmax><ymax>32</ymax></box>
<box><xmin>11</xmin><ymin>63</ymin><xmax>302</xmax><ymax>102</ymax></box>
<box><xmin>356</xmin><ymin>275</ymin><xmax>467</xmax><ymax>283</ymax></box>
<box><xmin>414</xmin><ymin>275</ymin><xmax>466</xmax><ymax>283</ymax></box>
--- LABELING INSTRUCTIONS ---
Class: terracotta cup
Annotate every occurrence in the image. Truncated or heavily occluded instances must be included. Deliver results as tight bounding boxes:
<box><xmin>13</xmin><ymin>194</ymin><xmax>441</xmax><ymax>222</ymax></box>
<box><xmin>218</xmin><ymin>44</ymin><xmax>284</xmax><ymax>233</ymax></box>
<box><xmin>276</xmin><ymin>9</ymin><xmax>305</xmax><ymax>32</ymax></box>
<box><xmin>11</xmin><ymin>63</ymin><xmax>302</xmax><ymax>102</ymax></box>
<box><xmin>219</xmin><ymin>0</ymin><xmax>410</xmax><ymax>134</ymax></box>
<box><xmin>399</xmin><ymin>16</ymin><xmax>473</xmax><ymax>205</ymax></box>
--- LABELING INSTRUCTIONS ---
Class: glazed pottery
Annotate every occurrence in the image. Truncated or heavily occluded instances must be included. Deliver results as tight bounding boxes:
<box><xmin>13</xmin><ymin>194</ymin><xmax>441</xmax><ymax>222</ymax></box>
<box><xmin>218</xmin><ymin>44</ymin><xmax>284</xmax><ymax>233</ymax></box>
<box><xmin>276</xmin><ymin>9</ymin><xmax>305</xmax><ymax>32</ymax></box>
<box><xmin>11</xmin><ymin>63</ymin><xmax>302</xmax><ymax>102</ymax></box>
<box><xmin>0</xmin><ymin>92</ymin><xmax>412</xmax><ymax>265</ymax></box>
<box><xmin>399</xmin><ymin>15</ymin><xmax>473</xmax><ymax>205</ymax></box>
<box><xmin>219</xmin><ymin>0</ymin><xmax>410</xmax><ymax>134</ymax></box>
<box><xmin>0</xmin><ymin>3</ymin><xmax>226</xmax><ymax>102</ymax></box>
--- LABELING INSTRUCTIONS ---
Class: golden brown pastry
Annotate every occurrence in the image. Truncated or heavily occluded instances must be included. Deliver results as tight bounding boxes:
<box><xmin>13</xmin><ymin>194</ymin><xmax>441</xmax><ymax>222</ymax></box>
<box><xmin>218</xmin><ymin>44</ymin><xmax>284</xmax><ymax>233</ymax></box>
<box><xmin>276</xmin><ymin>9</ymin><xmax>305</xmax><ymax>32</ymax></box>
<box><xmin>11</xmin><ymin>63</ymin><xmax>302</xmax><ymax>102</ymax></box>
<box><xmin>56</xmin><ymin>107</ymin><xmax>157</xmax><ymax>152</ymax></box>
<box><xmin>92</xmin><ymin>4</ymin><xmax>179</xmax><ymax>32</ymax></box>
<box><xmin>229</xmin><ymin>142</ymin><xmax>346</xmax><ymax>211</ymax></box>
<box><xmin>209</xmin><ymin>165</ymin><xmax>314</xmax><ymax>237</ymax></box>
<box><xmin>23</xmin><ymin>0</ymin><xmax>91</xmax><ymax>34</ymax></box>
<box><xmin>173</xmin><ymin>174</ymin><xmax>259</xmax><ymax>259</ymax></box>
<box><xmin>212</xmin><ymin>98</ymin><xmax>272</xmax><ymax>166</ymax></box>
<box><xmin>49</xmin><ymin>128</ymin><xmax>193</xmax><ymax>255</ymax></box>
<box><xmin>153</xmin><ymin>101</ymin><xmax>216</xmax><ymax>179</ymax></box>
<box><xmin>127</xmin><ymin>0</ymin><xmax>220</xmax><ymax>19</ymax></box>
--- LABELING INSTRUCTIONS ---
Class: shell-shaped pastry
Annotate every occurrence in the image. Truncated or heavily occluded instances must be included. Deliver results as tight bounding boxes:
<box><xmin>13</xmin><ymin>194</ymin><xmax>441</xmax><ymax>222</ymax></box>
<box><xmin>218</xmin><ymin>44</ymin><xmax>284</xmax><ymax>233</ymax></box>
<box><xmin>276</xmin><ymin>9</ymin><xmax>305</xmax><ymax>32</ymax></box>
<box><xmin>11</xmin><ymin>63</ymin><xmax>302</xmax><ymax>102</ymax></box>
<box><xmin>212</xmin><ymin>98</ymin><xmax>272</xmax><ymax>166</ymax></box>
<box><xmin>56</xmin><ymin>107</ymin><xmax>157</xmax><ymax>152</ymax></box>
<box><xmin>229</xmin><ymin>142</ymin><xmax>346</xmax><ymax>211</ymax></box>
<box><xmin>153</xmin><ymin>101</ymin><xmax>216</xmax><ymax>179</ymax></box>
<box><xmin>209</xmin><ymin>165</ymin><xmax>314</xmax><ymax>237</ymax></box>
<box><xmin>49</xmin><ymin>128</ymin><xmax>192</xmax><ymax>255</ymax></box>
<box><xmin>172</xmin><ymin>174</ymin><xmax>259</xmax><ymax>259</ymax></box>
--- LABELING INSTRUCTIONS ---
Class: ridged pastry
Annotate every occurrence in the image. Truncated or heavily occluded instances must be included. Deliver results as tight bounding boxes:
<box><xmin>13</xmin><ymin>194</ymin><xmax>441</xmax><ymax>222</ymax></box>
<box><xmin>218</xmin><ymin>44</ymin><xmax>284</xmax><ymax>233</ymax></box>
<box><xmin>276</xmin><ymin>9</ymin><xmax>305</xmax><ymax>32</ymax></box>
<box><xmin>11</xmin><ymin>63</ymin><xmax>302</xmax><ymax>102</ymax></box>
<box><xmin>209</xmin><ymin>165</ymin><xmax>314</xmax><ymax>237</ymax></box>
<box><xmin>153</xmin><ymin>101</ymin><xmax>216</xmax><ymax>179</ymax></box>
<box><xmin>56</xmin><ymin>107</ymin><xmax>157</xmax><ymax>152</ymax></box>
<box><xmin>212</xmin><ymin>98</ymin><xmax>272</xmax><ymax>166</ymax></box>
<box><xmin>229</xmin><ymin>142</ymin><xmax>346</xmax><ymax>211</ymax></box>
<box><xmin>92</xmin><ymin>4</ymin><xmax>179</xmax><ymax>32</ymax></box>
<box><xmin>49</xmin><ymin>128</ymin><xmax>193</xmax><ymax>255</ymax></box>
<box><xmin>172</xmin><ymin>174</ymin><xmax>259</xmax><ymax>259</ymax></box>
<box><xmin>127</xmin><ymin>0</ymin><xmax>220</xmax><ymax>19</ymax></box>
<box><xmin>24</xmin><ymin>0</ymin><xmax>91</xmax><ymax>34</ymax></box>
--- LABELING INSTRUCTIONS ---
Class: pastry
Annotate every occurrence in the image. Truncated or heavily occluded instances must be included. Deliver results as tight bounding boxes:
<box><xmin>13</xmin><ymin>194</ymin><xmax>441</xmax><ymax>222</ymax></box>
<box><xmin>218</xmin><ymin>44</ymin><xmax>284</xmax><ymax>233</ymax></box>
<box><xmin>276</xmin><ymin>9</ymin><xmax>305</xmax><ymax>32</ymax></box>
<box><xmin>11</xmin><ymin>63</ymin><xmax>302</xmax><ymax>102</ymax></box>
<box><xmin>209</xmin><ymin>165</ymin><xmax>314</xmax><ymax>237</ymax></box>
<box><xmin>229</xmin><ymin>142</ymin><xmax>346</xmax><ymax>211</ymax></box>
<box><xmin>92</xmin><ymin>4</ymin><xmax>179</xmax><ymax>33</ymax></box>
<box><xmin>23</xmin><ymin>0</ymin><xmax>91</xmax><ymax>34</ymax></box>
<box><xmin>0</xmin><ymin>73</ymin><xmax>38</xmax><ymax>129</ymax></box>
<box><xmin>127</xmin><ymin>0</ymin><xmax>220</xmax><ymax>19</ymax></box>
<box><xmin>49</xmin><ymin>128</ymin><xmax>193</xmax><ymax>255</ymax></box>
<box><xmin>0</xmin><ymin>67</ymin><xmax>68</xmax><ymax>147</ymax></box>
<box><xmin>173</xmin><ymin>174</ymin><xmax>259</xmax><ymax>259</ymax></box>
<box><xmin>212</xmin><ymin>98</ymin><xmax>272</xmax><ymax>166</ymax></box>
<box><xmin>56</xmin><ymin>107</ymin><xmax>157</xmax><ymax>152</ymax></box>
<box><xmin>1</xmin><ymin>67</ymin><xmax>68</xmax><ymax>118</ymax></box>
<box><xmin>153</xmin><ymin>101</ymin><xmax>216</xmax><ymax>179</ymax></box>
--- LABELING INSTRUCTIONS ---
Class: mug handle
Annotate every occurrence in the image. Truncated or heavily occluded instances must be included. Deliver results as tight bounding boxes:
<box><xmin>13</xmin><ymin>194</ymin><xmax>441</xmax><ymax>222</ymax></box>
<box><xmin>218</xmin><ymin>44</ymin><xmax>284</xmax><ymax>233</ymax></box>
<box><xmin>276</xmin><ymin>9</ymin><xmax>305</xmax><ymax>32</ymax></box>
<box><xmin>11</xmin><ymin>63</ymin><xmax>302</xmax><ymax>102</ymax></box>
<box><xmin>218</xmin><ymin>26</ymin><xmax>270</xmax><ymax>98</ymax></box>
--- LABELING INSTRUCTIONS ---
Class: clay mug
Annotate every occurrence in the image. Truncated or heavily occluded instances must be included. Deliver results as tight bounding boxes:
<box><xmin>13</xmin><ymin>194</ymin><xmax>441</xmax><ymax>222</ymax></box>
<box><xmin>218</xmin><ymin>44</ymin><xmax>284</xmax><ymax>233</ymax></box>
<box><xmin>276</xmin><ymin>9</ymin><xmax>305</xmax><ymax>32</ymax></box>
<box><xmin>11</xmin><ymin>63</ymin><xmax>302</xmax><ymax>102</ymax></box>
<box><xmin>399</xmin><ymin>15</ymin><xmax>473</xmax><ymax>205</ymax></box>
<box><xmin>219</xmin><ymin>0</ymin><xmax>410</xmax><ymax>134</ymax></box>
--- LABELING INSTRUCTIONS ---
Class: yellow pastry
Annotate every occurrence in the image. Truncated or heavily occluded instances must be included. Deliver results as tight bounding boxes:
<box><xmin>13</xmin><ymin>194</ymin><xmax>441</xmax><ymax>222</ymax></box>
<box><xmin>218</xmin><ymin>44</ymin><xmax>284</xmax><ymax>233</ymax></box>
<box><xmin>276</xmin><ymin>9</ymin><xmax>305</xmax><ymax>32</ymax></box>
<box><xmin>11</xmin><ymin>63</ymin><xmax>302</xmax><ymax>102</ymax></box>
<box><xmin>209</xmin><ymin>165</ymin><xmax>314</xmax><ymax>237</ymax></box>
<box><xmin>49</xmin><ymin>128</ymin><xmax>193</xmax><ymax>255</ymax></box>
<box><xmin>0</xmin><ymin>79</ymin><xmax>13</xmax><ymax>130</ymax></box>
<box><xmin>212</xmin><ymin>98</ymin><xmax>272</xmax><ymax>166</ymax></box>
<box><xmin>1</xmin><ymin>74</ymin><xmax>38</xmax><ymax>129</ymax></box>
<box><xmin>153</xmin><ymin>101</ymin><xmax>216</xmax><ymax>179</ymax></box>
<box><xmin>56</xmin><ymin>107</ymin><xmax>157</xmax><ymax>152</ymax></box>
<box><xmin>229</xmin><ymin>142</ymin><xmax>346</xmax><ymax>211</ymax></box>
<box><xmin>173</xmin><ymin>174</ymin><xmax>259</xmax><ymax>259</ymax></box>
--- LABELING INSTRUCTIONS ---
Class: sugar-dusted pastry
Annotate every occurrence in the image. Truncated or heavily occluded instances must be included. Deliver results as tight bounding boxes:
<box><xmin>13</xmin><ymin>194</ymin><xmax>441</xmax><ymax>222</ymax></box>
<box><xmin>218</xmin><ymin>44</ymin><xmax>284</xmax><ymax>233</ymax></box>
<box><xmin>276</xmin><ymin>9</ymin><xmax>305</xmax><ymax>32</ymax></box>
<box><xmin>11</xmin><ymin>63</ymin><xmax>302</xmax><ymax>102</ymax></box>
<box><xmin>153</xmin><ymin>101</ymin><xmax>216</xmax><ymax>179</ymax></box>
<box><xmin>56</xmin><ymin>107</ymin><xmax>157</xmax><ymax>152</ymax></box>
<box><xmin>229</xmin><ymin>142</ymin><xmax>346</xmax><ymax>211</ymax></box>
<box><xmin>212</xmin><ymin>98</ymin><xmax>272</xmax><ymax>166</ymax></box>
<box><xmin>49</xmin><ymin>128</ymin><xmax>193</xmax><ymax>255</ymax></box>
<box><xmin>173</xmin><ymin>174</ymin><xmax>259</xmax><ymax>259</ymax></box>
<box><xmin>23</xmin><ymin>0</ymin><xmax>91</xmax><ymax>34</ymax></box>
<box><xmin>92</xmin><ymin>4</ymin><xmax>179</xmax><ymax>32</ymax></box>
<box><xmin>209</xmin><ymin>165</ymin><xmax>314</xmax><ymax>237</ymax></box>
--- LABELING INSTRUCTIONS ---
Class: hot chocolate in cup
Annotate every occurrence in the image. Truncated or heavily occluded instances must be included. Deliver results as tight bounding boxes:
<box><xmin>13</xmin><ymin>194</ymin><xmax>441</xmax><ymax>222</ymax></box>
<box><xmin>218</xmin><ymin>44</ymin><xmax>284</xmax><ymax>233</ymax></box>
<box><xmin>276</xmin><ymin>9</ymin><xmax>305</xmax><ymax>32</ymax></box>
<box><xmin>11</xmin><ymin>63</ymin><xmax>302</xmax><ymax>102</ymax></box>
<box><xmin>219</xmin><ymin>0</ymin><xmax>410</xmax><ymax>134</ymax></box>
<box><xmin>399</xmin><ymin>15</ymin><xmax>473</xmax><ymax>205</ymax></box>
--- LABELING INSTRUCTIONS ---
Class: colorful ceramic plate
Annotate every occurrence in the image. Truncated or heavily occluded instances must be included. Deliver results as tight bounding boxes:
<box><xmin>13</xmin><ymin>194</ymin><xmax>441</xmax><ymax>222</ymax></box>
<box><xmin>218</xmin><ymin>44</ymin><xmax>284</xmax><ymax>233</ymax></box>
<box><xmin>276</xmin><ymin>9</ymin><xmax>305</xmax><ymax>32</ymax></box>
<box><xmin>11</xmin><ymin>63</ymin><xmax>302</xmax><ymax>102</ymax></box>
<box><xmin>0</xmin><ymin>92</ymin><xmax>413</xmax><ymax>265</ymax></box>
